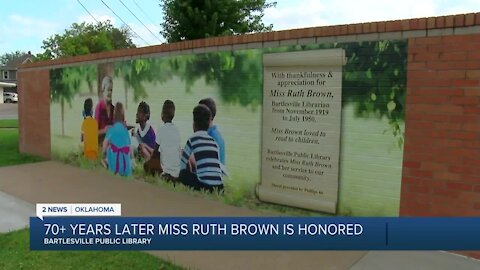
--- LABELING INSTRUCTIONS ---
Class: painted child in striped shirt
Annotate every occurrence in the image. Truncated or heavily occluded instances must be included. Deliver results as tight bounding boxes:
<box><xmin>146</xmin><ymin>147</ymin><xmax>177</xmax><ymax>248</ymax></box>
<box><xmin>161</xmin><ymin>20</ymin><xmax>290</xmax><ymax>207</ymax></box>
<box><xmin>179</xmin><ymin>104</ymin><xmax>224</xmax><ymax>192</ymax></box>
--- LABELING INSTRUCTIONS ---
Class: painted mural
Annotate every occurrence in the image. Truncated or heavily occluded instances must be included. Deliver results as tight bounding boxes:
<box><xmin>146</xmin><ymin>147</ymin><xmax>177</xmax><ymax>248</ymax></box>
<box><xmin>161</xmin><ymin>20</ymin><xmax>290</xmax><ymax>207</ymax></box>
<box><xmin>50</xmin><ymin>40</ymin><xmax>407</xmax><ymax>216</ymax></box>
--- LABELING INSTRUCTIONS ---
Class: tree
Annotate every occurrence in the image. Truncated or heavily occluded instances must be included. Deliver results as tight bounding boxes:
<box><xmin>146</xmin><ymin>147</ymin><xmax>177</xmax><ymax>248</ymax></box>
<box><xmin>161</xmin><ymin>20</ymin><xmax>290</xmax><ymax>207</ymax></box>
<box><xmin>0</xmin><ymin>51</ymin><xmax>27</xmax><ymax>65</ymax></box>
<box><xmin>45</xmin><ymin>21</ymin><xmax>136</xmax><ymax>136</ymax></box>
<box><xmin>160</xmin><ymin>0</ymin><xmax>276</xmax><ymax>42</ymax></box>
<box><xmin>38</xmin><ymin>21</ymin><xmax>136</xmax><ymax>60</ymax></box>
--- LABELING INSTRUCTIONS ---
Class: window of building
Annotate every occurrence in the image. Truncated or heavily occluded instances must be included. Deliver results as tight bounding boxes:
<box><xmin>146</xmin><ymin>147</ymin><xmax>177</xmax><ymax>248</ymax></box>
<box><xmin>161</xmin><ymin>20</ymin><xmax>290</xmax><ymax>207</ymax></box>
<box><xmin>2</xmin><ymin>71</ymin><xmax>8</xmax><ymax>80</ymax></box>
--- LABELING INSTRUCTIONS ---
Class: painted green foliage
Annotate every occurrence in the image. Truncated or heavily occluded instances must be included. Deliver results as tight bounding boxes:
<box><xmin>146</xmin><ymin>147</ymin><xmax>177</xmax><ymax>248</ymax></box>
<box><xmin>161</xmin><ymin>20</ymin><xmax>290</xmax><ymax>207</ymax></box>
<box><xmin>166</xmin><ymin>40</ymin><xmax>407</xmax><ymax>145</ymax></box>
<box><xmin>51</xmin><ymin>40</ymin><xmax>407</xmax><ymax>144</ymax></box>
<box><xmin>50</xmin><ymin>67</ymin><xmax>88</xmax><ymax>136</ymax></box>
<box><xmin>114</xmin><ymin>58</ymin><xmax>175</xmax><ymax>108</ymax></box>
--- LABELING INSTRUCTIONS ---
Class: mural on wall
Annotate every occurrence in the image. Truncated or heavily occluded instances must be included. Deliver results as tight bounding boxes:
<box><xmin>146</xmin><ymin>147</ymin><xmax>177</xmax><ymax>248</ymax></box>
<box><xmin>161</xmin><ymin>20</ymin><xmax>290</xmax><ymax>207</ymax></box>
<box><xmin>50</xmin><ymin>39</ymin><xmax>407</xmax><ymax>216</ymax></box>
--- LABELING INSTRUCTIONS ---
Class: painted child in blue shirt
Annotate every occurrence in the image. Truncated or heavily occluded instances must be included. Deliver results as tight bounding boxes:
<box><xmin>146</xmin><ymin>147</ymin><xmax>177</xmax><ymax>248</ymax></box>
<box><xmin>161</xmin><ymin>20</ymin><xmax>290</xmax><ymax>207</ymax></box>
<box><xmin>199</xmin><ymin>98</ymin><xmax>226</xmax><ymax>165</ymax></box>
<box><xmin>133</xmin><ymin>101</ymin><xmax>156</xmax><ymax>160</ymax></box>
<box><xmin>103</xmin><ymin>102</ymin><xmax>132</xmax><ymax>177</ymax></box>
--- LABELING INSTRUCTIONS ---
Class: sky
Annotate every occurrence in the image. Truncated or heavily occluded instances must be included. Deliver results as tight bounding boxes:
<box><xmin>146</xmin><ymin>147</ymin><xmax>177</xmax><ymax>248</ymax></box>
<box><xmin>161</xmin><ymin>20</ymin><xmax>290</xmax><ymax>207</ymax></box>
<box><xmin>0</xmin><ymin>0</ymin><xmax>478</xmax><ymax>55</ymax></box>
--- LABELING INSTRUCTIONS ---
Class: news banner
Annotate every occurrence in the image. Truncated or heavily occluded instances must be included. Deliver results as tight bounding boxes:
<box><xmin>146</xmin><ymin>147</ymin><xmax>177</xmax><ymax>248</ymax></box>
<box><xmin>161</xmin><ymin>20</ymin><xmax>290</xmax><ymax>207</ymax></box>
<box><xmin>30</xmin><ymin>203</ymin><xmax>480</xmax><ymax>250</ymax></box>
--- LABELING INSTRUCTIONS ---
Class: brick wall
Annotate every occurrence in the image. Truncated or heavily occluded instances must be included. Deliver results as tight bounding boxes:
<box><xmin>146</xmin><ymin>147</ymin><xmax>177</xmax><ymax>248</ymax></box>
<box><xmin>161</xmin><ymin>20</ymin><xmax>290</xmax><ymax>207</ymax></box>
<box><xmin>17</xmin><ymin>69</ymin><xmax>50</xmax><ymax>159</ymax></box>
<box><xmin>16</xmin><ymin>12</ymin><xmax>480</xmax><ymax>258</ymax></box>
<box><xmin>401</xmin><ymin>34</ymin><xmax>480</xmax><ymax>258</ymax></box>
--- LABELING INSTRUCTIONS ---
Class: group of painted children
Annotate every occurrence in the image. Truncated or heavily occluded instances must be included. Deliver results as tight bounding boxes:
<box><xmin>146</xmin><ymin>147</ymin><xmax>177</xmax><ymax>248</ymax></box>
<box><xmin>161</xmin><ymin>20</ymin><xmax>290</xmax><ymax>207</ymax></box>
<box><xmin>81</xmin><ymin>76</ymin><xmax>226</xmax><ymax>192</ymax></box>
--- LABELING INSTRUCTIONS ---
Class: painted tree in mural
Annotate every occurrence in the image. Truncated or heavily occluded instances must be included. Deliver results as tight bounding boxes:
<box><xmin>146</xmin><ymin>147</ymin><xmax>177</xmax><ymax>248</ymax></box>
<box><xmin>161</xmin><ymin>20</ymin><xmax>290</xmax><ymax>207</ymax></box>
<box><xmin>114</xmin><ymin>58</ymin><xmax>174</xmax><ymax>108</ymax></box>
<box><xmin>338</xmin><ymin>41</ymin><xmax>407</xmax><ymax>147</ymax></box>
<box><xmin>44</xmin><ymin>21</ymin><xmax>136</xmax><ymax>130</ymax></box>
<box><xmin>160</xmin><ymin>0</ymin><xmax>276</xmax><ymax>42</ymax></box>
<box><xmin>50</xmin><ymin>68</ymin><xmax>83</xmax><ymax>136</ymax></box>
<box><xmin>166</xmin><ymin>41</ymin><xmax>406</xmax><ymax>146</ymax></box>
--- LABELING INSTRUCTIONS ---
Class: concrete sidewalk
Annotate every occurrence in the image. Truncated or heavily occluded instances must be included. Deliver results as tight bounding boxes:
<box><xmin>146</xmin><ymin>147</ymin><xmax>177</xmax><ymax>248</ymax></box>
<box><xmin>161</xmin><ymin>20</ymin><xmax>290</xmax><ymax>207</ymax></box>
<box><xmin>0</xmin><ymin>161</ymin><xmax>479</xmax><ymax>270</ymax></box>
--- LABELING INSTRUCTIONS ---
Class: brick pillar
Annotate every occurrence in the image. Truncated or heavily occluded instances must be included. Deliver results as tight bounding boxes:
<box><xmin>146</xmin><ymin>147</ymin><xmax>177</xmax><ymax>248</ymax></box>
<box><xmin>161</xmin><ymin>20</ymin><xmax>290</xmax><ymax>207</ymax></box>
<box><xmin>401</xmin><ymin>34</ymin><xmax>480</xmax><ymax>259</ymax></box>
<box><xmin>17</xmin><ymin>69</ymin><xmax>51</xmax><ymax>159</ymax></box>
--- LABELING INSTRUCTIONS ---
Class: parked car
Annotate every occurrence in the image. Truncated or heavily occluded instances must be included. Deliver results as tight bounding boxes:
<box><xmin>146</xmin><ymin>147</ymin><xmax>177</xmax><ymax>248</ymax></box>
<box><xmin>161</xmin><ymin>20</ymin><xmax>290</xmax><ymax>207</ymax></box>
<box><xmin>3</xmin><ymin>92</ymin><xmax>18</xmax><ymax>103</ymax></box>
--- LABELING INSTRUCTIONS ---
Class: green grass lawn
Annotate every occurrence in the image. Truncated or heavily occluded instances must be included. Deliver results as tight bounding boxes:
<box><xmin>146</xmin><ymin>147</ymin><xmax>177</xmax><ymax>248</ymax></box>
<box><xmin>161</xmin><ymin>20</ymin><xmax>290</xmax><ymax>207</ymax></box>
<box><xmin>0</xmin><ymin>120</ymin><xmax>43</xmax><ymax>167</ymax></box>
<box><xmin>0</xmin><ymin>120</ymin><xmax>184</xmax><ymax>269</ymax></box>
<box><xmin>0</xmin><ymin>119</ymin><xmax>18</xmax><ymax>128</ymax></box>
<box><xmin>0</xmin><ymin>229</ymin><xmax>183</xmax><ymax>270</ymax></box>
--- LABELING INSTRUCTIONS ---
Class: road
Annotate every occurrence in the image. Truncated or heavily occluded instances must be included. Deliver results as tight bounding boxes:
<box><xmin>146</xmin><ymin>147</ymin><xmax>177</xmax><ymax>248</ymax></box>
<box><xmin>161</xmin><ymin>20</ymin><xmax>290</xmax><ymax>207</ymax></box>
<box><xmin>0</xmin><ymin>104</ymin><xmax>18</xmax><ymax>120</ymax></box>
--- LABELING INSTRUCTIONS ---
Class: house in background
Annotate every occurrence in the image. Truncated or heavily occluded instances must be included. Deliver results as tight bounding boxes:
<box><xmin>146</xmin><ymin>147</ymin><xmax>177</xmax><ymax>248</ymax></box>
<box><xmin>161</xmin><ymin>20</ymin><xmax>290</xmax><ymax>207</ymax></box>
<box><xmin>0</xmin><ymin>51</ymin><xmax>34</xmax><ymax>94</ymax></box>
<box><xmin>0</xmin><ymin>52</ymin><xmax>34</xmax><ymax>103</ymax></box>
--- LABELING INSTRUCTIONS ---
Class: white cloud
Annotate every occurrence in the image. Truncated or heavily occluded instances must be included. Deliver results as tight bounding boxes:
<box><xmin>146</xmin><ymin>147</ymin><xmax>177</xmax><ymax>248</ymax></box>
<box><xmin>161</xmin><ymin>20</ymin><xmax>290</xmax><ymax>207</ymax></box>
<box><xmin>8</xmin><ymin>14</ymin><xmax>60</xmax><ymax>38</ymax></box>
<box><xmin>129</xmin><ymin>23</ymin><xmax>164</xmax><ymax>47</ymax></box>
<box><xmin>265</xmin><ymin>0</ymin><xmax>440</xmax><ymax>29</ymax></box>
<box><xmin>0</xmin><ymin>15</ymin><xmax>61</xmax><ymax>53</ymax></box>
<box><xmin>265</xmin><ymin>0</ymin><xmax>328</xmax><ymax>30</ymax></box>
<box><xmin>77</xmin><ymin>13</ymin><xmax>116</xmax><ymax>25</ymax></box>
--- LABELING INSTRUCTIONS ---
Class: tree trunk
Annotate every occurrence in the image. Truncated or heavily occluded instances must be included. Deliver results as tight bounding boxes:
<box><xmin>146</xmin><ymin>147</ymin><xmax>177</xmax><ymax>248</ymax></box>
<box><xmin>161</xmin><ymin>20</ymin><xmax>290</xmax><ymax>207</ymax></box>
<box><xmin>87</xmin><ymin>80</ymin><xmax>94</xmax><ymax>94</ymax></box>
<box><xmin>61</xmin><ymin>98</ymin><xmax>65</xmax><ymax>136</ymax></box>
<box><xmin>125</xmin><ymin>85</ymin><xmax>128</xmax><ymax>109</ymax></box>
<box><xmin>97</xmin><ymin>63</ymin><xmax>114</xmax><ymax>98</ymax></box>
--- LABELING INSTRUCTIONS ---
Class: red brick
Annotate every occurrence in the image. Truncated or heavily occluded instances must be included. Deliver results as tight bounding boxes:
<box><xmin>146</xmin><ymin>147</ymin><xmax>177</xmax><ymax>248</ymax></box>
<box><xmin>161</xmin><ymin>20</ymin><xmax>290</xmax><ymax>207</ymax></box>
<box><xmin>449</xmin><ymin>166</ymin><xmax>476</xmax><ymax>175</ymax></box>
<box><xmin>339</xmin><ymin>25</ymin><xmax>348</xmax><ymax>35</ymax></box>
<box><xmin>462</xmin><ymin>141</ymin><xmax>480</xmax><ymax>149</ymax></box>
<box><xmin>409</xmin><ymin>45</ymin><xmax>428</xmax><ymax>54</ymax></box>
<box><xmin>409</xmin><ymin>185</ymin><xmax>430</xmax><ymax>194</ymax></box>
<box><xmin>408</xmin><ymin>62</ymin><xmax>427</xmax><ymax>70</ymax></box>
<box><xmin>446</xmin><ymin>182</ymin><xmax>472</xmax><ymax>191</ymax></box>
<box><xmin>409</xmin><ymin>169</ymin><xmax>433</xmax><ymax>179</ymax></box>
<box><xmin>434</xmin><ymin>122</ymin><xmax>464</xmax><ymax>131</ymax></box>
<box><xmin>464</xmin><ymin>106</ymin><xmax>480</xmax><ymax>114</ymax></box>
<box><xmin>467</xmin><ymin>61</ymin><xmax>480</xmax><ymax>69</ymax></box>
<box><xmin>477</xmin><ymin>13</ymin><xmax>480</xmax><ymax>24</ymax></box>
<box><xmin>404</xmin><ymin>177</ymin><xmax>421</xmax><ymax>185</ymax></box>
<box><xmin>440</xmin><ymin>105</ymin><xmax>465</xmax><ymax>115</ymax></box>
<box><xmin>401</xmin><ymin>20</ymin><xmax>410</xmax><ymax>31</ymax></box>
<box><xmin>436</xmin><ymin>16</ymin><xmax>445</xmax><ymax>28</ymax></box>
<box><xmin>433</xmin><ymin>172</ymin><xmax>461</xmax><ymax>181</ymax></box>
<box><xmin>466</xmin><ymin>70</ymin><xmax>480</xmax><ymax>80</ymax></box>
<box><xmin>404</xmin><ymin>161</ymin><xmax>421</xmax><ymax>169</ymax></box>
<box><xmin>378</xmin><ymin>22</ymin><xmax>386</xmax><ymax>32</ymax></box>
<box><xmin>415</xmin><ymin>36</ymin><xmax>442</xmax><ymax>45</ymax></box>
<box><xmin>455</xmin><ymin>14</ymin><xmax>465</xmax><ymax>27</ymax></box>
<box><xmin>463</xmin><ymin>123</ymin><xmax>480</xmax><ymax>132</ymax></box>
<box><xmin>370</xmin><ymin>22</ymin><xmax>378</xmax><ymax>32</ymax></box>
<box><xmin>427</xmin><ymin>61</ymin><xmax>468</xmax><ymax>70</ymax></box>
<box><xmin>469</xmin><ymin>52</ymin><xmax>480</xmax><ymax>60</ymax></box>
<box><xmin>445</xmin><ymin>16</ymin><xmax>455</xmax><ymax>27</ymax></box>
<box><xmin>465</xmin><ymin>13</ymin><xmax>476</xmax><ymax>26</ymax></box>
<box><xmin>451</xmin><ymin>97</ymin><xmax>478</xmax><ymax>105</ymax></box>
<box><xmin>433</xmin><ymin>188</ymin><xmax>460</xmax><ymax>198</ymax></box>
<box><xmin>355</xmin><ymin>23</ymin><xmax>363</xmax><ymax>33</ymax></box>
<box><xmin>362</xmin><ymin>23</ymin><xmax>370</xmax><ymax>33</ymax></box>
<box><xmin>449</xmin><ymin>149</ymin><xmax>479</xmax><ymax>160</ymax></box>
<box><xmin>408</xmin><ymin>96</ymin><xmax>450</xmax><ymax>104</ymax></box>
<box><xmin>408</xmin><ymin>79</ymin><xmax>451</xmax><ymax>87</ymax></box>
<box><xmin>454</xmin><ymin>80</ymin><xmax>479</xmax><ymax>87</ymax></box>
<box><xmin>460</xmin><ymin>174</ymin><xmax>480</xmax><ymax>183</ymax></box>
<box><xmin>409</xmin><ymin>19</ymin><xmax>420</xmax><ymax>30</ymax></box>
<box><xmin>449</xmin><ymin>115</ymin><xmax>478</xmax><ymax>123</ymax></box>
<box><xmin>421</xmin><ymin>179</ymin><xmax>446</xmax><ymax>189</ymax></box>
<box><xmin>475</xmin><ymin>185</ymin><xmax>480</xmax><ymax>192</ymax></box>
<box><xmin>436</xmin><ymin>70</ymin><xmax>465</xmax><ymax>79</ymax></box>
<box><xmin>419</xmin><ymin>113</ymin><xmax>449</xmax><ymax>122</ymax></box>
<box><xmin>427</xmin><ymin>17</ymin><xmax>436</xmax><ymax>29</ymax></box>
<box><xmin>439</xmin><ymin>52</ymin><xmax>467</xmax><ymax>61</ymax></box>
<box><xmin>475</xmin><ymin>202</ymin><xmax>480</xmax><ymax>210</ymax></box>
<box><xmin>347</xmin><ymin>24</ymin><xmax>356</xmax><ymax>35</ymax></box>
